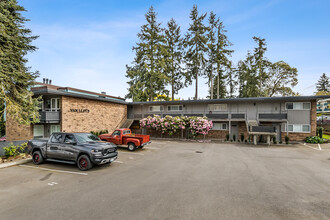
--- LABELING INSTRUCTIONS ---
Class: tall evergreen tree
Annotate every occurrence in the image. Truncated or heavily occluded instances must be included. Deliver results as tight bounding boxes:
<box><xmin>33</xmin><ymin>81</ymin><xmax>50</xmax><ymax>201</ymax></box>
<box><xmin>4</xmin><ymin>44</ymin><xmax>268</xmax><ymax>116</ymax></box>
<box><xmin>252</xmin><ymin>36</ymin><xmax>271</xmax><ymax>96</ymax></box>
<box><xmin>184</xmin><ymin>5</ymin><xmax>208</xmax><ymax>100</ymax></box>
<box><xmin>226</xmin><ymin>61</ymin><xmax>237</xmax><ymax>98</ymax></box>
<box><xmin>0</xmin><ymin>0</ymin><xmax>40</xmax><ymax>125</ymax></box>
<box><xmin>316</xmin><ymin>73</ymin><xmax>330</xmax><ymax>92</ymax></box>
<box><xmin>205</xmin><ymin>12</ymin><xmax>218</xmax><ymax>99</ymax></box>
<box><xmin>164</xmin><ymin>18</ymin><xmax>185</xmax><ymax>101</ymax></box>
<box><xmin>126</xmin><ymin>6</ymin><xmax>168</xmax><ymax>101</ymax></box>
<box><xmin>214</xmin><ymin>18</ymin><xmax>233</xmax><ymax>98</ymax></box>
<box><xmin>237</xmin><ymin>52</ymin><xmax>259</xmax><ymax>97</ymax></box>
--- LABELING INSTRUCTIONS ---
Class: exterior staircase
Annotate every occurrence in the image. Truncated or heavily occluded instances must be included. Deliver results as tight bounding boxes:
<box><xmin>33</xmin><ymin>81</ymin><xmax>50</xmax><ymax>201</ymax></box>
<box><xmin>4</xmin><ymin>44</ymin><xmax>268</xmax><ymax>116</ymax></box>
<box><xmin>118</xmin><ymin>119</ymin><xmax>134</xmax><ymax>129</ymax></box>
<box><xmin>246</xmin><ymin>120</ymin><xmax>258</xmax><ymax>133</ymax></box>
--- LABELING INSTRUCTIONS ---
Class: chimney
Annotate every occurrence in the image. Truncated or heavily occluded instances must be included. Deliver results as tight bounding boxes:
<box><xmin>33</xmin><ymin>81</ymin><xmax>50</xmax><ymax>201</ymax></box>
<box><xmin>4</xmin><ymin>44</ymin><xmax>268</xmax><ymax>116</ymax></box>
<box><xmin>49</xmin><ymin>79</ymin><xmax>52</xmax><ymax>85</ymax></box>
<box><xmin>43</xmin><ymin>78</ymin><xmax>46</xmax><ymax>84</ymax></box>
<box><xmin>46</xmin><ymin>78</ymin><xmax>49</xmax><ymax>84</ymax></box>
<box><xmin>101</xmin><ymin>92</ymin><xmax>106</xmax><ymax>95</ymax></box>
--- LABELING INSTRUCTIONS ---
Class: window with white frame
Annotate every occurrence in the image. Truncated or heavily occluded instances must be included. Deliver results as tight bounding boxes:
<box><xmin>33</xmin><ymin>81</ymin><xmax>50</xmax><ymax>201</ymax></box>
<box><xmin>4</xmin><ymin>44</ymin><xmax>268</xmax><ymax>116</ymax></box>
<box><xmin>51</xmin><ymin>98</ymin><xmax>60</xmax><ymax>112</ymax></box>
<box><xmin>288</xmin><ymin>124</ymin><xmax>310</xmax><ymax>132</ymax></box>
<box><xmin>212</xmin><ymin>123</ymin><xmax>228</xmax><ymax>130</ymax></box>
<box><xmin>209</xmin><ymin>104</ymin><xmax>227</xmax><ymax>111</ymax></box>
<box><xmin>33</xmin><ymin>125</ymin><xmax>44</xmax><ymax>138</ymax></box>
<box><xmin>149</xmin><ymin>105</ymin><xmax>164</xmax><ymax>112</ymax></box>
<box><xmin>286</xmin><ymin>102</ymin><xmax>310</xmax><ymax>110</ymax></box>
<box><xmin>167</xmin><ymin>105</ymin><xmax>183</xmax><ymax>111</ymax></box>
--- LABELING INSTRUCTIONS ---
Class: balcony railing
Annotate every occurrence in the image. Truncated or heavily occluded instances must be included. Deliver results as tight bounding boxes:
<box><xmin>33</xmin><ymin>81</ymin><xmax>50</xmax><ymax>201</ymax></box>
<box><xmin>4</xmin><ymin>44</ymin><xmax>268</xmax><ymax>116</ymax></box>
<box><xmin>206</xmin><ymin>114</ymin><xmax>228</xmax><ymax>119</ymax></box>
<box><xmin>39</xmin><ymin>111</ymin><xmax>61</xmax><ymax>123</ymax></box>
<box><xmin>258</xmin><ymin>113</ymin><xmax>287</xmax><ymax>120</ymax></box>
<box><xmin>251</xmin><ymin>126</ymin><xmax>276</xmax><ymax>133</ymax></box>
<box><xmin>231</xmin><ymin>114</ymin><xmax>245</xmax><ymax>119</ymax></box>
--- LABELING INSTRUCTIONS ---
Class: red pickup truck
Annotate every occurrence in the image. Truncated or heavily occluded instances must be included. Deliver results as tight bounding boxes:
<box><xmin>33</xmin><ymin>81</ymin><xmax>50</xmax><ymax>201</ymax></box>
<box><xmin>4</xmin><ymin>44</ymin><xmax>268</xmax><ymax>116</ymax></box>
<box><xmin>99</xmin><ymin>129</ymin><xmax>151</xmax><ymax>151</ymax></box>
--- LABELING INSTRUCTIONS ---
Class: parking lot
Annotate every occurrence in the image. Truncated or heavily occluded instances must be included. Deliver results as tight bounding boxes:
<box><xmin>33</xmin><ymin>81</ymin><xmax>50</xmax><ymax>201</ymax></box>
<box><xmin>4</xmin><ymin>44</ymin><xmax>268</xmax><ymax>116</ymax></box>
<box><xmin>0</xmin><ymin>141</ymin><xmax>330</xmax><ymax>220</ymax></box>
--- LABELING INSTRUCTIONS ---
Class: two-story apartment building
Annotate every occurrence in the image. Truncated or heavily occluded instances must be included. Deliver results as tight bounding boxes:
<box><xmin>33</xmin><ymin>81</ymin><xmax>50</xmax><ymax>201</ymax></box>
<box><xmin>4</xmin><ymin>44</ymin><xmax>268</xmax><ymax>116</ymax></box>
<box><xmin>6</xmin><ymin>81</ymin><xmax>127</xmax><ymax>141</ymax></box>
<box><xmin>5</xmin><ymin>80</ymin><xmax>328</xmax><ymax>143</ymax></box>
<box><xmin>127</xmin><ymin>96</ymin><xmax>321</xmax><ymax>142</ymax></box>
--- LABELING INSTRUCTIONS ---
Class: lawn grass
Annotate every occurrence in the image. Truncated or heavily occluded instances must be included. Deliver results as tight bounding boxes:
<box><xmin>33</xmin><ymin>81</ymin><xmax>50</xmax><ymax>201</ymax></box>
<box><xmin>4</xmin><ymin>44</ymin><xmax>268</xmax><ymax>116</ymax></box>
<box><xmin>322</xmin><ymin>134</ymin><xmax>330</xmax><ymax>140</ymax></box>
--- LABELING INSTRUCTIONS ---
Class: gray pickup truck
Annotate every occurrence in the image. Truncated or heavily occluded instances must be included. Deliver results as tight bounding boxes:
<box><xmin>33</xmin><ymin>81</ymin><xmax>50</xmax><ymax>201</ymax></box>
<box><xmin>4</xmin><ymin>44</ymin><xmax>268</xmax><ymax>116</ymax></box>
<box><xmin>27</xmin><ymin>132</ymin><xmax>118</xmax><ymax>171</ymax></box>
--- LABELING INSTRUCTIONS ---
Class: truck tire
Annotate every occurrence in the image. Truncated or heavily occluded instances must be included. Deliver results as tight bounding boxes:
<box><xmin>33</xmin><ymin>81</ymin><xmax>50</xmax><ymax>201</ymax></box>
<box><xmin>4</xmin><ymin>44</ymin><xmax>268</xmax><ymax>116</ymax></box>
<box><xmin>77</xmin><ymin>155</ymin><xmax>93</xmax><ymax>171</ymax></box>
<box><xmin>32</xmin><ymin>151</ymin><xmax>44</xmax><ymax>165</ymax></box>
<box><xmin>127</xmin><ymin>143</ymin><xmax>136</xmax><ymax>151</ymax></box>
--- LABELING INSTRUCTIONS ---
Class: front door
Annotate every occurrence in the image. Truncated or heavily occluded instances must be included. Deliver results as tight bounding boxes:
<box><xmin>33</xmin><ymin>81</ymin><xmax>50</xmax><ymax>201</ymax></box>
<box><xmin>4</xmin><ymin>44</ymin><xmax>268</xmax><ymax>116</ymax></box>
<box><xmin>47</xmin><ymin>133</ymin><xmax>64</xmax><ymax>159</ymax></box>
<box><xmin>231</xmin><ymin>124</ymin><xmax>238</xmax><ymax>141</ymax></box>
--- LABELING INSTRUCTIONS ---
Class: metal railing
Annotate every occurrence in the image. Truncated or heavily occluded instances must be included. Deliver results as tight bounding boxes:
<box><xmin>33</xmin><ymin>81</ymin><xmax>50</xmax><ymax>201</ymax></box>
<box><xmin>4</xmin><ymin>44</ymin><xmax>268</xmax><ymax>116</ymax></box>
<box><xmin>258</xmin><ymin>113</ymin><xmax>287</xmax><ymax>120</ymax></box>
<box><xmin>39</xmin><ymin>111</ymin><xmax>61</xmax><ymax>123</ymax></box>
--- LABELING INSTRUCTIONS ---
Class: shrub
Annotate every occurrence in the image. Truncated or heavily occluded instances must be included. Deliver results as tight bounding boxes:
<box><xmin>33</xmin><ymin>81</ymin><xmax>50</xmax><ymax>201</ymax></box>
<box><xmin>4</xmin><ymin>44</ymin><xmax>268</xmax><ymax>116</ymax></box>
<box><xmin>233</xmin><ymin>134</ymin><xmax>236</xmax><ymax>141</ymax></box>
<box><xmin>226</xmin><ymin>134</ymin><xmax>230</xmax><ymax>141</ymax></box>
<box><xmin>285</xmin><ymin>135</ymin><xmax>289</xmax><ymax>144</ymax></box>
<box><xmin>240</xmin><ymin>133</ymin><xmax>244</xmax><ymax>142</ymax></box>
<box><xmin>3</xmin><ymin>142</ymin><xmax>27</xmax><ymax>158</ymax></box>
<box><xmin>306</xmin><ymin>136</ymin><xmax>324</xmax><ymax>144</ymax></box>
<box><xmin>91</xmin><ymin>130</ymin><xmax>109</xmax><ymax>137</ymax></box>
<box><xmin>273</xmin><ymin>136</ymin><xmax>276</xmax><ymax>144</ymax></box>
<box><xmin>317</xmin><ymin>127</ymin><xmax>324</xmax><ymax>138</ymax></box>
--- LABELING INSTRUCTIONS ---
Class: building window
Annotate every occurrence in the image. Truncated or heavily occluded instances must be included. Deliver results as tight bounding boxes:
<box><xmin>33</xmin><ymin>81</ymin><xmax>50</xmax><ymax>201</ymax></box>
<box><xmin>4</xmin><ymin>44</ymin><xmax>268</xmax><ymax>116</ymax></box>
<box><xmin>167</xmin><ymin>105</ymin><xmax>183</xmax><ymax>111</ymax></box>
<box><xmin>149</xmin><ymin>106</ymin><xmax>164</xmax><ymax>112</ymax></box>
<box><xmin>212</xmin><ymin>123</ymin><xmax>228</xmax><ymax>130</ymax></box>
<box><xmin>209</xmin><ymin>104</ymin><xmax>227</xmax><ymax>111</ymax></box>
<box><xmin>51</xmin><ymin>125</ymin><xmax>61</xmax><ymax>134</ymax></box>
<box><xmin>51</xmin><ymin>98</ymin><xmax>60</xmax><ymax>112</ymax></box>
<box><xmin>286</xmin><ymin>102</ymin><xmax>310</xmax><ymax>110</ymax></box>
<box><xmin>33</xmin><ymin>125</ymin><xmax>44</xmax><ymax>138</ymax></box>
<box><xmin>38</xmin><ymin>100</ymin><xmax>44</xmax><ymax>111</ymax></box>
<box><xmin>288</xmin><ymin>124</ymin><xmax>310</xmax><ymax>133</ymax></box>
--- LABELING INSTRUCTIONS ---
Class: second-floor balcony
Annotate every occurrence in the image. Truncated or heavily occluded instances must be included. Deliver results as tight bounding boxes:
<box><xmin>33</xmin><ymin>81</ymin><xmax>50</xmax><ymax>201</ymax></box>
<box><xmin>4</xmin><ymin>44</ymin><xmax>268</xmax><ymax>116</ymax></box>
<box><xmin>258</xmin><ymin>113</ymin><xmax>287</xmax><ymax>120</ymax></box>
<box><xmin>39</xmin><ymin>111</ymin><xmax>61</xmax><ymax>123</ymax></box>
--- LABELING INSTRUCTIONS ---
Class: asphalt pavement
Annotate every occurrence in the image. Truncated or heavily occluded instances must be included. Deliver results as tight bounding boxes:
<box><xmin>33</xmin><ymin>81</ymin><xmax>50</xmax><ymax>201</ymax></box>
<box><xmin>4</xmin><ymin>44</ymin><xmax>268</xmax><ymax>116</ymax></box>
<box><xmin>0</xmin><ymin>141</ymin><xmax>330</xmax><ymax>220</ymax></box>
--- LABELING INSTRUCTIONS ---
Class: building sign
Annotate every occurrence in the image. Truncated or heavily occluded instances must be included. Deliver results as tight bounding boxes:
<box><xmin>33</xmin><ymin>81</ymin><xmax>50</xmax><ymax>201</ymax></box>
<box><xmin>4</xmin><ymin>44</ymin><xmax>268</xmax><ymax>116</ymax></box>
<box><xmin>69</xmin><ymin>109</ymin><xmax>90</xmax><ymax>113</ymax></box>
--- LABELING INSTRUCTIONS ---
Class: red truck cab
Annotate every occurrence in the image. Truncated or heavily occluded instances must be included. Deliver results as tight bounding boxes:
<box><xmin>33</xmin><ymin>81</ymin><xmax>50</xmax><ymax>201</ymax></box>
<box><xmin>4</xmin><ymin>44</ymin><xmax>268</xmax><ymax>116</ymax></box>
<box><xmin>99</xmin><ymin>129</ymin><xmax>151</xmax><ymax>151</ymax></box>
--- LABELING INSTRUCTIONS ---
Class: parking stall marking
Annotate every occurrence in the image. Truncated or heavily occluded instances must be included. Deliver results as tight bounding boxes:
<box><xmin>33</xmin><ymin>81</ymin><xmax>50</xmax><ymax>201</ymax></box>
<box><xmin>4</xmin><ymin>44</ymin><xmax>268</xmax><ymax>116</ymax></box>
<box><xmin>48</xmin><ymin>182</ymin><xmax>58</xmax><ymax>186</ymax></box>
<box><xmin>19</xmin><ymin>165</ymin><xmax>88</xmax><ymax>176</ymax></box>
<box><xmin>118</xmin><ymin>151</ymin><xmax>145</xmax><ymax>156</ymax></box>
<box><xmin>113</xmin><ymin>160</ymin><xmax>124</xmax><ymax>164</ymax></box>
<box><xmin>301</xmin><ymin>143</ymin><xmax>321</xmax><ymax>151</ymax></box>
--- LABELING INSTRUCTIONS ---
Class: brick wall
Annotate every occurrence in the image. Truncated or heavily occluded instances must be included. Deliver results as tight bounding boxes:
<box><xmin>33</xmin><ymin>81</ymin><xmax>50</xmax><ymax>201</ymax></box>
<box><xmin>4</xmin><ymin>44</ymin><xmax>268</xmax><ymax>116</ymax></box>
<box><xmin>5</xmin><ymin>115</ymin><xmax>33</xmax><ymax>141</ymax></box>
<box><xmin>281</xmin><ymin>100</ymin><xmax>317</xmax><ymax>142</ymax></box>
<box><xmin>61</xmin><ymin>96</ymin><xmax>127</xmax><ymax>134</ymax></box>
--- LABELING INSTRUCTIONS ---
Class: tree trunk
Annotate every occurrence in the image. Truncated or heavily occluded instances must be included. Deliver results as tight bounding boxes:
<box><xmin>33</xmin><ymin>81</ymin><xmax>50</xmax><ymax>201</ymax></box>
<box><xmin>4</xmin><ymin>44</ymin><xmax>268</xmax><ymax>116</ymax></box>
<box><xmin>195</xmin><ymin>68</ymin><xmax>198</xmax><ymax>100</ymax></box>
<box><xmin>210</xmin><ymin>70</ymin><xmax>213</xmax><ymax>99</ymax></box>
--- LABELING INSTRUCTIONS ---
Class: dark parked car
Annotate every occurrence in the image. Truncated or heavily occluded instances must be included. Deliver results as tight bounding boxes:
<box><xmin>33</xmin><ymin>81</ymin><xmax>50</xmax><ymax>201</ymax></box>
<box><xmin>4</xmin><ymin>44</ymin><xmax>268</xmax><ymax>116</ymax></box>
<box><xmin>27</xmin><ymin>132</ymin><xmax>118</xmax><ymax>171</ymax></box>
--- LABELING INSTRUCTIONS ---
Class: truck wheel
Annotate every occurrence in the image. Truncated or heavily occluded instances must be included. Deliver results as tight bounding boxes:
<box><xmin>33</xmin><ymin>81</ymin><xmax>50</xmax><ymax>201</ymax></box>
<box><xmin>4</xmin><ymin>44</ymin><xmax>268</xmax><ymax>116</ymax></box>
<box><xmin>32</xmin><ymin>151</ymin><xmax>44</xmax><ymax>165</ymax></box>
<box><xmin>128</xmin><ymin>143</ymin><xmax>136</xmax><ymax>151</ymax></box>
<box><xmin>77</xmin><ymin>155</ymin><xmax>93</xmax><ymax>171</ymax></box>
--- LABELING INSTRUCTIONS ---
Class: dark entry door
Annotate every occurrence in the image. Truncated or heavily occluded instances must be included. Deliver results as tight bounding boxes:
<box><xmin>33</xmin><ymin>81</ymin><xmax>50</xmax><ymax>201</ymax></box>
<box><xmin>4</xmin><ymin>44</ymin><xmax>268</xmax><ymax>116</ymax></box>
<box><xmin>231</xmin><ymin>124</ymin><xmax>238</xmax><ymax>140</ymax></box>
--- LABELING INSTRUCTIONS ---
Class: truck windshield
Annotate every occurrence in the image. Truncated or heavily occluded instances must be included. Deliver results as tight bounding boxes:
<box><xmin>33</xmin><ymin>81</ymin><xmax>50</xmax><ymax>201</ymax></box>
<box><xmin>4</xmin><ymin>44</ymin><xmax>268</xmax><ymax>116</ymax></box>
<box><xmin>75</xmin><ymin>133</ymin><xmax>100</xmax><ymax>143</ymax></box>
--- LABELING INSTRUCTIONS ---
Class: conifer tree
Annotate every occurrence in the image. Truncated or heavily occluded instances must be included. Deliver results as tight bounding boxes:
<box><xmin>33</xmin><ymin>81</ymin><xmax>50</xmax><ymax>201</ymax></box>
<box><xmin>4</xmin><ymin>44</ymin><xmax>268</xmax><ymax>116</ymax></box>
<box><xmin>316</xmin><ymin>73</ymin><xmax>330</xmax><ymax>92</ymax></box>
<box><xmin>184</xmin><ymin>5</ymin><xmax>208</xmax><ymax>100</ymax></box>
<box><xmin>164</xmin><ymin>18</ymin><xmax>185</xmax><ymax>101</ymax></box>
<box><xmin>126</xmin><ymin>6</ymin><xmax>168</xmax><ymax>101</ymax></box>
<box><xmin>0</xmin><ymin>0</ymin><xmax>40</xmax><ymax>124</ymax></box>
<box><xmin>226</xmin><ymin>61</ymin><xmax>237</xmax><ymax>98</ymax></box>
<box><xmin>214</xmin><ymin>17</ymin><xmax>233</xmax><ymax>98</ymax></box>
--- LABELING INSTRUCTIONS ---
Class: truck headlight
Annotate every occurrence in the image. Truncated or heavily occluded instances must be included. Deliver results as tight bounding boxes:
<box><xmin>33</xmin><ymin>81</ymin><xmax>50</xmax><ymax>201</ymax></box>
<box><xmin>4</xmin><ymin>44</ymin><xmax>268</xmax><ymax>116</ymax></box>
<box><xmin>91</xmin><ymin>149</ymin><xmax>102</xmax><ymax>156</ymax></box>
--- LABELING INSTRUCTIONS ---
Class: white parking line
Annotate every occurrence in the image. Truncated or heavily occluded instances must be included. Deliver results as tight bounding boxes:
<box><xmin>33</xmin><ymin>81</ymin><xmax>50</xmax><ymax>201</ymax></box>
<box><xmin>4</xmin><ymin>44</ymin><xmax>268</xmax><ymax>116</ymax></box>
<box><xmin>144</xmin><ymin>146</ymin><xmax>159</xmax><ymax>150</ymax></box>
<box><xmin>300</xmin><ymin>143</ymin><xmax>320</xmax><ymax>151</ymax></box>
<box><xmin>113</xmin><ymin>160</ymin><xmax>124</xmax><ymax>164</ymax></box>
<box><xmin>118</xmin><ymin>152</ymin><xmax>144</xmax><ymax>156</ymax></box>
<box><xmin>318</xmin><ymin>144</ymin><xmax>322</xmax><ymax>151</ymax></box>
<box><xmin>19</xmin><ymin>165</ymin><xmax>88</xmax><ymax>175</ymax></box>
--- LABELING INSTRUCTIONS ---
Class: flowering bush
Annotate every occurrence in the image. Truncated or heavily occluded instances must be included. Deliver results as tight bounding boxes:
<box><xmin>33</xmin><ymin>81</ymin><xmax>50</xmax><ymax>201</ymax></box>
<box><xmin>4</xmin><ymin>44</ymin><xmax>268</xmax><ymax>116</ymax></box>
<box><xmin>140</xmin><ymin>115</ymin><xmax>213</xmax><ymax>137</ymax></box>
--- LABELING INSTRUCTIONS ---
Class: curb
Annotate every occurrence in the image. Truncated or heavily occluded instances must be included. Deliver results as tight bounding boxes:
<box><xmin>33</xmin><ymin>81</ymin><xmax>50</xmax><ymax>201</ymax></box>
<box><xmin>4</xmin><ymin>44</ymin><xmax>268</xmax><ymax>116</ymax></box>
<box><xmin>0</xmin><ymin>158</ymin><xmax>32</xmax><ymax>169</ymax></box>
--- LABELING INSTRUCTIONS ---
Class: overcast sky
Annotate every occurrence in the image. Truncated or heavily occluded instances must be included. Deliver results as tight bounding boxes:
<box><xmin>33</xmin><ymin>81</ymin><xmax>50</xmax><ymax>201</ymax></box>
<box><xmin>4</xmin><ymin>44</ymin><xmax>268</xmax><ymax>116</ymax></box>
<box><xmin>20</xmin><ymin>0</ymin><xmax>330</xmax><ymax>100</ymax></box>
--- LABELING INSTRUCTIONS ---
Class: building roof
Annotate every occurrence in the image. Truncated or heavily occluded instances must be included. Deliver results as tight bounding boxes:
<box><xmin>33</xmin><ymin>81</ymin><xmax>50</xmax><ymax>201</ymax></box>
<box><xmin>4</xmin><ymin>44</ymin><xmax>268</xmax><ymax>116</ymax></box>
<box><xmin>128</xmin><ymin>95</ymin><xmax>330</xmax><ymax>105</ymax></box>
<box><xmin>31</xmin><ymin>82</ymin><xmax>127</xmax><ymax>105</ymax></box>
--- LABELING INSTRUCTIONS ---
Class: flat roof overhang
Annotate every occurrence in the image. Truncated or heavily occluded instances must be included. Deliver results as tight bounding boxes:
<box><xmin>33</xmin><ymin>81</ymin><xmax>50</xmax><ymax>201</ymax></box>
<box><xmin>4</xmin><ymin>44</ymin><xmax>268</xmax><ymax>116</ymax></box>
<box><xmin>33</xmin><ymin>88</ymin><xmax>127</xmax><ymax>105</ymax></box>
<box><xmin>128</xmin><ymin>95</ymin><xmax>330</xmax><ymax>105</ymax></box>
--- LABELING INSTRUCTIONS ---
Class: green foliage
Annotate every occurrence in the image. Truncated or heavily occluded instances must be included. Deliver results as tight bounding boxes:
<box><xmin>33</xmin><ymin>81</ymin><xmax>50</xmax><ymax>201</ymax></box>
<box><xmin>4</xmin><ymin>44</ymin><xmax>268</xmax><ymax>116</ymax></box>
<box><xmin>184</xmin><ymin>5</ymin><xmax>208</xmax><ymax>99</ymax></box>
<box><xmin>316</xmin><ymin>73</ymin><xmax>330</xmax><ymax>92</ymax></box>
<box><xmin>238</xmin><ymin>37</ymin><xmax>297</xmax><ymax>98</ymax></box>
<box><xmin>273</xmin><ymin>136</ymin><xmax>276</xmax><ymax>144</ymax></box>
<box><xmin>317</xmin><ymin>127</ymin><xmax>324</xmax><ymax>138</ymax></box>
<box><xmin>233</xmin><ymin>134</ymin><xmax>236</xmax><ymax>141</ymax></box>
<box><xmin>226</xmin><ymin>133</ymin><xmax>229</xmax><ymax>141</ymax></box>
<box><xmin>305</xmin><ymin>136</ymin><xmax>324</xmax><ymax>144</ymax></box>
<box><xmin>240</xmin><ymin>133</ymin><xmax>244</xmax><ymax>142</ymax></box>
<box><xmin>285</xmin><ymin>135</ymin><xmax>290</xmax><ymax>144</ymax></box>
<box><xmin>0</xmin><ymin>0</ymin><xmax>41</xmax><ymax>125</ymax></box>
<box><xmin>0</xmin><ymin>101</ymin><xmax>5</xmax><ymax>136</ymax></box>
<box><xmin>90</xmin><ymin>130</ymin><xmax>108</xmax><ymax>137</ymax></box>
<box><xmin>3</xmin><ymin>142</ymin><xmax>27</xmax><ymax>157</ymax></box>
<box><xmin>125</xmin><ymin>6</ymin><xmax>168</xmax><ymax>101</ymax></box>
<box><xmin>164</xmin><ymin>18</ymin><xmax>185</xmax><ymax>101</ymax></box>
